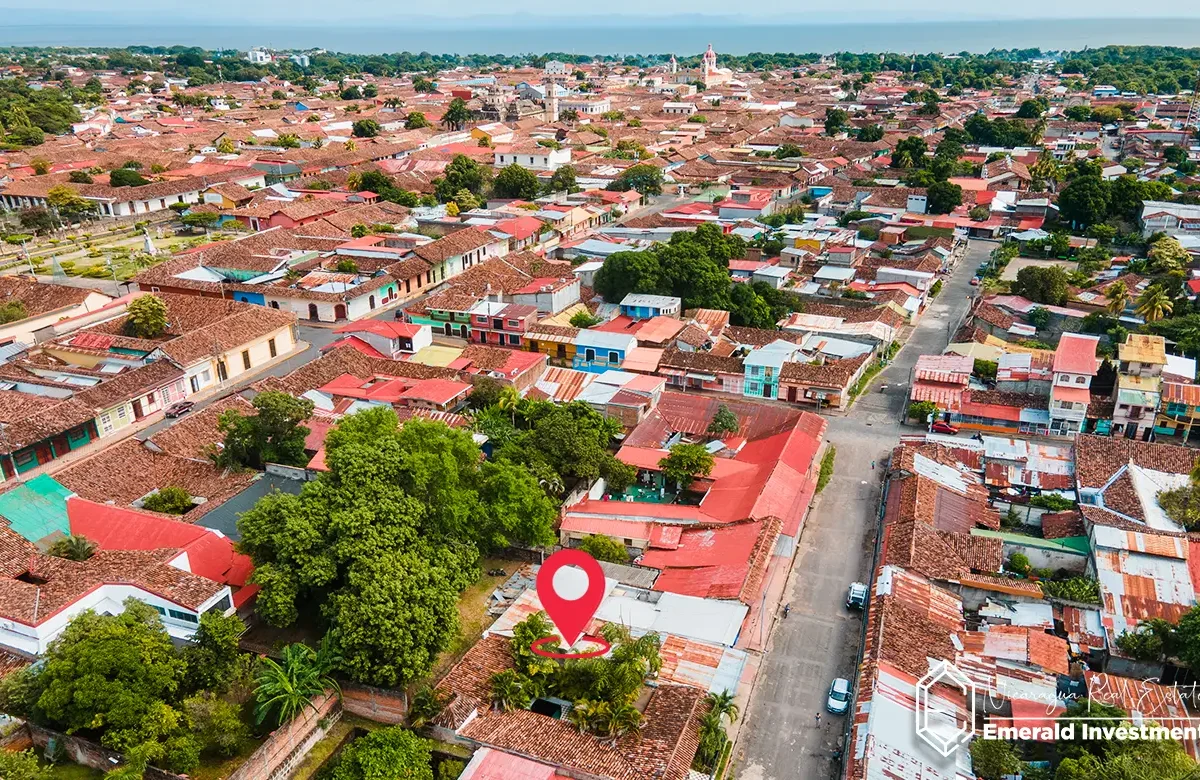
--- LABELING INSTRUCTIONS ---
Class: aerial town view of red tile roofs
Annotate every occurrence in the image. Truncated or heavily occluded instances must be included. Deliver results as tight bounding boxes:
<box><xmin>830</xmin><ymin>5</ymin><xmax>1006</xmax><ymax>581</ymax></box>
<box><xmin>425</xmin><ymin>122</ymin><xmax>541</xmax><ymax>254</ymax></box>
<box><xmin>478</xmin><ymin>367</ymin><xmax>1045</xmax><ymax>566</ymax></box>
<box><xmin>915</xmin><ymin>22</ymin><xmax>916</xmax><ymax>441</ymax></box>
<box><xmin>2</xmin><ymin>30</ymin><xmax>1200</xmax><ymax>780</ymax></box>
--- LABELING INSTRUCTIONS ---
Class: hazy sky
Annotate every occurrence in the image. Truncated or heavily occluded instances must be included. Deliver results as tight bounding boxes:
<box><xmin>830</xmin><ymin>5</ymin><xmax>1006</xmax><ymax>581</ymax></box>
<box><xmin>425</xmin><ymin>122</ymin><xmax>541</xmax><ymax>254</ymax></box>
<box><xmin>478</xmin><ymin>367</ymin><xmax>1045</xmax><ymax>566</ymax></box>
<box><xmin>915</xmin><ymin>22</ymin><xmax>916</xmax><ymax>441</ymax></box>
<box><xmin>4</xmin><ymin>0</ymin><xmax>1200</xmax><ymax>24</ymax></box>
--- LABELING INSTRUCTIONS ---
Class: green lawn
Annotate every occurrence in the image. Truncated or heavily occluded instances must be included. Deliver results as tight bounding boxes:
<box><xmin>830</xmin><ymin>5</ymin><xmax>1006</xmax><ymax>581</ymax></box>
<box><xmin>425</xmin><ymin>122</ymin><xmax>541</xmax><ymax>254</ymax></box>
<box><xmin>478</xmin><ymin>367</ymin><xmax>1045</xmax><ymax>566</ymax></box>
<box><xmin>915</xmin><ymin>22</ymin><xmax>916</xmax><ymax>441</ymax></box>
<box><xmin>290</xmin><ymin>715</ymin><xmax>382</xmax><ymax>780</ymax></box>
<box><xmin>40</xmin><ymin>761</ymin><xmax>103</xmax><ymax>780</ymax></box>
<box><xmin>188</xmin><ymin>734</ymin><xmax>268</xmax><ymax>780</ymax></box>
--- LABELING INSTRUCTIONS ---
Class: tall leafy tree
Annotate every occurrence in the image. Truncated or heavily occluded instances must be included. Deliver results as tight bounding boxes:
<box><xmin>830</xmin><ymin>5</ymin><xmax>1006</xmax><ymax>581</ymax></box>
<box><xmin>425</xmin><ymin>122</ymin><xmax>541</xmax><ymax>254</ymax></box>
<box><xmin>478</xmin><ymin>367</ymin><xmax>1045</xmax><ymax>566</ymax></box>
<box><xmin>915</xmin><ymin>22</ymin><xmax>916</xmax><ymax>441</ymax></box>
<box><xmin>548</xmin><ymin>164</ymin><xmax>578</xmax><ymax>194</ymax></box>
<box><xmin>253</xmin><ymin>642</ymin><xmax>339</xmax><ymax>726</ymax></box>
<box><xmin>926</xmin><ymin>180</ymin><xmax>963</xmax><ymax>214</ymax></box>
<box><xmin>351</xmin><ymin>119</ymin><xmax>380</xmax><ymax>138</ymax></box>
<box><xmin>1011</xmin><ymin>265</ymin><xmax>1070</xmax><ymax>305</ymax></box>
<box><xmin>29</xmin><ymin>601</ymin><xmax>189</xmax><ymax>754</ymax></box>
<box><xmin>606</xmin><ymin>163</ymin><xmax>663</xmax><ymax>195</ymax></box>
<box><xmin>1104</xmin><ymin>281</ymin><xmax>1130</xmax><ymax>315</ymax></box>
<box><xmin>1135</xmin><ymin>284</ymin><xmax>1173</xmax><ymax>323</ymax></box>
<box><xmin>1058</xmin><ymin>175</ymin><xmax>1110</xmax><ymax>229</ymax></box>
<box><xmin>433</xmin><ymin>154</ymin><xmax>490</xmax><ymax>202</ymax></box>
<box><xmin>329</xmin><ymin>727</ymin><xmax>434</xmax><ymax>780</ymax></box>
<box><xmin>239</xmin><ymin>408</ymin><xmax>555</xmax><ymax>685</ymax></box>
<box><xmin>658</xmin><ymin>443</ymin><xmax>715</xmax><ymax>489</ymax></box>
<box><xmin>125</xmin><ymin>294</ymin><xmax>168</xmax><ymax>338</ymax></box>
<box><xmin>893</xmin><ymin>136</ymin><xmax>928</xmax><ymax>169</ymax></box>
<box><xmin>492</xmin><ymin>163</ymin><xmax>541</xmax><ymax>200</ymax></box>
<box><xmin>213</xmin><ymin>391</ymin><xmax>314</xmax><ymax>470</ymax></box>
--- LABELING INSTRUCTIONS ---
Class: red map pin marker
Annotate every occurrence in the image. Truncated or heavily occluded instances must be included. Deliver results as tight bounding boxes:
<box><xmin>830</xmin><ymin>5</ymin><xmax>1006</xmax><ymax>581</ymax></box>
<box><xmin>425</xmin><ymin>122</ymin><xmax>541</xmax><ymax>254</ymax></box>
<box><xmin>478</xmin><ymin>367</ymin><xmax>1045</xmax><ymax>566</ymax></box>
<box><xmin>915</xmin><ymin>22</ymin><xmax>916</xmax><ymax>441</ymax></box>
<box><xmin>536</xmin><ymin>549</ymin><xmax>606</xmax><ymax>648</ymax></box>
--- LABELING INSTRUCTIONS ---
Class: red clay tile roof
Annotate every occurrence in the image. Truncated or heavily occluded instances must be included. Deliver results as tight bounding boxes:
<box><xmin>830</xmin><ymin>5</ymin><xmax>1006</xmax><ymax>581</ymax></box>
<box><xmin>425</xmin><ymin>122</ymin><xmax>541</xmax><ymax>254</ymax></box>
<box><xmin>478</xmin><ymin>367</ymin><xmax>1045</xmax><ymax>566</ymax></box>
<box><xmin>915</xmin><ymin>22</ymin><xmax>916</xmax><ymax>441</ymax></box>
<box><xmin>435</xmin><ymin>634</ymin><xmax>706</xmax><ymax>780</ymax></box>
<box><xmin>0</xmin><ymin>277</ymin><xmax>105</xmax><ymax>319</ymax></box>
<box><xmin>1041</xmin><ymin>510</ymin><xmax>1085</xmax><ymax>539</ymax></box>
<box><xmin>255</xmin><ymin>345</ymin><xmax>457</xmax><ymax>395</ymax></box>
<box><xmin>413</xmin><ymin>227</ymin><xmax>498</xmax><ymax>264</ymax></box>
<box><xmin>973</xmin><ymin>302</ymin><xmax>1015</xmax><ymax>330</ymax></box>
<box><xmin>1075</xmin><ymin>433</ymin><xmax>1197</xmax><ymax>490</ymax></box>
<box><xmin>0</xmin><ymin>526</ymin><xmax>226</xmax><ymax>626</ymax></box>
<box><xmin>54</xmin><ymin>438</ymin><xmax>254</xmax><ymax>520</ymax></box>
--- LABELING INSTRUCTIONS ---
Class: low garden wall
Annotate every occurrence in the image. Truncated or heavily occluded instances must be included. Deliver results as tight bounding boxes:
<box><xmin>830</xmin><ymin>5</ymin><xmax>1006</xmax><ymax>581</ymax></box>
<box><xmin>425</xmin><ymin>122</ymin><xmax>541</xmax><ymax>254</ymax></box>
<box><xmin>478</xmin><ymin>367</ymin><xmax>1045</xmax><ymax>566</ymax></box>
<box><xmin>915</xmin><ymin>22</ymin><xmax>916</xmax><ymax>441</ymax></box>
<box><xmin>227</xmin><ymin>692</ymin><xmax>341</xmax><ymax>780</ymax></box>
<box><xmin>341</xmin><ymin>682</ymin><xmax>407</xmax><ymax>725</ymax></box>
<box><xmin>27</xmin><ymin>723</ymin><xmax>183</xmax><ymax>780</ymax></box>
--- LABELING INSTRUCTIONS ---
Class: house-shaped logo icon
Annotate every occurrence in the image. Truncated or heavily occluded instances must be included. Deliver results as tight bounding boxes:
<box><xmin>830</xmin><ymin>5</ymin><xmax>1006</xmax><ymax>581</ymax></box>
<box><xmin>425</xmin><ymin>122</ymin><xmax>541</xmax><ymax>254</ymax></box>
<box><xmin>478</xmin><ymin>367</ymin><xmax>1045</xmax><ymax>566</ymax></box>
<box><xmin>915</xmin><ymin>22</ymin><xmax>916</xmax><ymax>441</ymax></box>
<box><xmin>915</xmin><ymin>660</ymin><xmax>977</xmax><ymax>757</ymax></box>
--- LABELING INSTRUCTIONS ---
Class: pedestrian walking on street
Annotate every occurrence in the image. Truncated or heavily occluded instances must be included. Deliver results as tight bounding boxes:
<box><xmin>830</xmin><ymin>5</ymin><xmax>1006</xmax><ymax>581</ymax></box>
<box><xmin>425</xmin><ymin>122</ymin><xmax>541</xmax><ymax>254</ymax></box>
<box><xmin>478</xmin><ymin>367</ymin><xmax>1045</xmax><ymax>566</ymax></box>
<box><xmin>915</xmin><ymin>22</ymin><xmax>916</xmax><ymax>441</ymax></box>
<box><xmin>815</xmin><ymin>712</ymin><xmax>822</xmax><ymax>726</ymax></box>
<box><xmin>871</xmin><ymin>460</ymin><xmax>875</xmax><ymax>470</ymax></box>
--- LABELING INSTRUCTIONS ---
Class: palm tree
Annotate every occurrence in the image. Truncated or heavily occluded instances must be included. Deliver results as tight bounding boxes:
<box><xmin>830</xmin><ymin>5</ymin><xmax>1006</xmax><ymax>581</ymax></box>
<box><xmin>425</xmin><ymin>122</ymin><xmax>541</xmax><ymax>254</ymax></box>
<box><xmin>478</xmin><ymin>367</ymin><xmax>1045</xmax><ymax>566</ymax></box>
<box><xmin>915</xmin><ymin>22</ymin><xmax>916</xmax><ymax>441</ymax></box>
<box><xmin>47</xmin><ymin>534</ymin><xmax>96</xmax><ymax>561</ymax></box>
<box><xmin>1104</xmin><ymin>281</ymin><xmax>1130</xmax><ymax>316</ymax></box>
<box><xmin>253</xmin><ymin>641</ymin><xmax>340</xmax><ymax>726</ymax></box>
<box><xmin>489</xmin><ymin>670</ymin><xmax>530</xmax><ymax>712</ymax></box>
<box><xmin>694</xmin><ymin>710</ymin><xmax>728</xmax><ymax>770</ymax></box>
<box><xmin>704</xmin><ymin>690</ymin><xmax>739</xmax><ymax>724</ymax></box>
<box><xmin>608</xmin><ymin>701</ymin><xmax>643</xmax><ymax>741</ymax></box>
<box><xmin>409</xmin><ymin>687</ymin><xmax>449</xmax><ymax>728</ymax></box>
<box><xmin>568</xmin><ymin>699</ymin><xmax>595</xmax><ymax>732</ymax></box>
<box><xmin>1135</xmin><ymin>285</ymin><xmax>1173</xmax><ymax>323</ymax></box>
<box><xmin>497</xmin><ymin>385</ymin><xmax>521</xmax><ymax>425</ymax></box>
<box><xmin>344</xmin><ymin>139</ymin><xmax>357</xmax><ymax>152</ymax></box>
<box><xmin>892</xmin><ymin>148</ymin><xmax>914</xmax><ymax>169</ymax></box>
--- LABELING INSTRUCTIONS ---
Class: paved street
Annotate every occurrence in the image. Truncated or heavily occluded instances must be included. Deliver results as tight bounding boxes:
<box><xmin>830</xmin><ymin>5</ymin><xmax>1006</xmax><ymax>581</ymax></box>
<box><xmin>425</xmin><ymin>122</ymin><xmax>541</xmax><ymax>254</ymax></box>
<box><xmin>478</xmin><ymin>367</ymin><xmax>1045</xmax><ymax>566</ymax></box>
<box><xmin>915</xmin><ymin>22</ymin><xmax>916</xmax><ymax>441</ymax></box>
<box><xmin>732</xmin><ymin>240</ymin><xmax>989</xmax><ymax>780</ymax></box>
<box><xmin>136</xmin><ymin>321</ymin><xmax>342</xmax><ymax>438</ymax></box>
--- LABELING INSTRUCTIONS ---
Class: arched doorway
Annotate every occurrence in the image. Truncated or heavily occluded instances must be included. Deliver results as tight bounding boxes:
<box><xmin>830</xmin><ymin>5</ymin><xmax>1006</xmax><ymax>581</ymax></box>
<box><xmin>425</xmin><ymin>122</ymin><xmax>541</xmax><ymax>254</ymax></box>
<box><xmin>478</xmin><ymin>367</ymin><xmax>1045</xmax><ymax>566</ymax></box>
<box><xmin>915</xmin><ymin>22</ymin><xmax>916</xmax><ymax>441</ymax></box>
<box><xmin>369</xmin><ymin>295</ymin><xmax>376</xmax><ymax>310</ymax></box>
<box><xmin>308</xmin><ymin>303</ymin><xmax>319</xmax><ymax>321</ymax></box>
<box><xmin>334</xmin><ymin>304</ymin><xmax>347</xmax><ymax>320</ymax></box>
<box><xmin>269</xmin><ymin>301</ymin><xmax>280</xmax><ymax>309</ymax></box>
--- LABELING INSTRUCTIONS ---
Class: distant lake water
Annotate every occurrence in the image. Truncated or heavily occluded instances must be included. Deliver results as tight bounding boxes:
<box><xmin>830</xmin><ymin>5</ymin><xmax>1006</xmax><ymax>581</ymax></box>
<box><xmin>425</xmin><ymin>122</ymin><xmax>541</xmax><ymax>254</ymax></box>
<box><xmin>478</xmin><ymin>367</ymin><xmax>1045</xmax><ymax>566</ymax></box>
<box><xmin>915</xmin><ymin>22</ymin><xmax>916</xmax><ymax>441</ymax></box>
<box><xmin>2</xmin><ymin>18</ymin><xmax>1199</xmax><ymax>55</ymax></box>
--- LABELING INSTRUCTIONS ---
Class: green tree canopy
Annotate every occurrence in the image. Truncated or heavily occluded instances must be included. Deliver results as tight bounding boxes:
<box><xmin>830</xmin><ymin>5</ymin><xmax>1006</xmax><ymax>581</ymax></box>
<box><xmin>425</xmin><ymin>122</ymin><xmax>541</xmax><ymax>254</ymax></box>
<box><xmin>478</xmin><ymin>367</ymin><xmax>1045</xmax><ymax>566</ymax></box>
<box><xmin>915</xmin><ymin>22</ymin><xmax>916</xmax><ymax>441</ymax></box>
<box><xmin>351</xmin><ymin>119</ymin><xmax>380</xmax><ymax>138</ymax></box>
<box><xmin>493</xmin><ymin>163</ymin><xmax>541</xmax><ymax>200</ymax></box>
<box><xmin>329</xmin><ymin>727</ymin><xmax>434</xmax><ymax>780</ymax></box>
<box><xmin>707</xmin><ymin>404</ymin><xmax>740</xmax><ymax>436</ymax></box>
<box><xmin>212</xmin><ymin>391</ymin><xmax>314</xmax><ymax>470</ymax></box>
<box><xmin>658</xmin><ymin>442</ymin><xmax>715</xmax><ymax>489</ymax></box>
<box><xmin>592</xmin><ymin>223</ymin><xmax>745</xmax><ymax>309</ymax></box>
<box><xmin>824</xmin><ymin>107</ymin><xmax>849</xmax><ymax>135</ymax></box>
<box><xmin>1058</xmin><ymin>175</ymin><xmax>1110</xmax><ymax>228</ymax></box>
<box><xmin>578</xmin><ymin>534</ymin><xmax>630</xmax><ymax>563</ymax></box>
<box><xmin>1011</xmin><ymin>265</ymin><xmax>1070</xmax><ymax>305</ymax></box>
<box><xmin>969</xmin><ymin>739</ymin><xmax>1021</xmax><ymax>780</ymax></box>
<box><xmin>441</xmin><ymin>97</ymin><xmax>472</xmax><ymax>130</ymax></box>
<box><xmin>548</xmin><ymin>164</ymin><xmax>579</xmax><ymax>194</ymax></box>
<box><xmin>239</xmin><ymin>408</ymin><xmax>556</xmax><ymax>685</ymax></box>
<box><xmin>433</xmin><ymin>154</ymin><xmax>490</xmax><ymax>202</ymax></box>
<box><xmin>3</xmin><ymin>600</ymin><xmax>217</xmax><ymax>773</ymax></box>
<box><xmin>607</xmin><ymin>163</ymin><xmax>663</xmax><ymax>195</ymax></box>
<box><xmin>109</xmin><ymin>168</ymin><xmax>150</xmax><ymax>187</ymax></box>
<box><xmin>926</xmin><ymin>180</ymin><xmax>963</xmax><ymax>214</ymax></box>
<box><xmin>0</xmin><ymin>750</ymin><xmax>50</xmax><ymax>780</ymax></box>
<box><xmin>124</xmin><ymin>294</ymin><xmax>168</xmax><ymax>338</ymax></box>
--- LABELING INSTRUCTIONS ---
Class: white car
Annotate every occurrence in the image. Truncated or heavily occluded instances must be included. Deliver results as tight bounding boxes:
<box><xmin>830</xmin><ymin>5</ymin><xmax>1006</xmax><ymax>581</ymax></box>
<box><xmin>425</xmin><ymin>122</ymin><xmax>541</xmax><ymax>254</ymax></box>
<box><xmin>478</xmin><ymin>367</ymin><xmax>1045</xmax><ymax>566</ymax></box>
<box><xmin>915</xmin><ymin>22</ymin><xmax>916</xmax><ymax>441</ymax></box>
<box><xmin>827</xmin><ymin>678</ymin><xmax>852</xmax><ymax>714</ymax></box>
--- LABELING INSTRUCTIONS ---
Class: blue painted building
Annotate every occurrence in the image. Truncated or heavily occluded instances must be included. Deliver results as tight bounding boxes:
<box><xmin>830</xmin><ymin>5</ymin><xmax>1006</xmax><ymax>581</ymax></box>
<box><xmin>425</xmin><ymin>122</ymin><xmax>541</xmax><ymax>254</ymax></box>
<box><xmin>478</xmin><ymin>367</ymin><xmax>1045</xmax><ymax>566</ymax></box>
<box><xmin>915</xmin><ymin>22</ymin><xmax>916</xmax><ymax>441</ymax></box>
<box><xmin>743</xmin><ymin>340</ymin><xmax>803</xmax><ymax>400</ymax></box>
<box><xmin>619</xmin><ymin>293</ymin><xmax>681</xmax><ymax>321</ymax></box>
<box><xmin>572</xmin><ymin>331</ymin><xmax>637</xmax><ymax>374</ymax></box>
